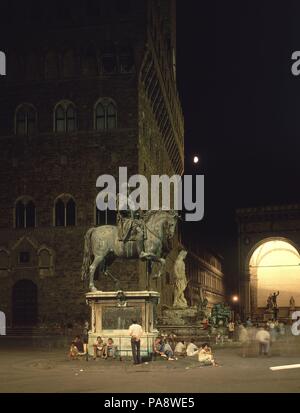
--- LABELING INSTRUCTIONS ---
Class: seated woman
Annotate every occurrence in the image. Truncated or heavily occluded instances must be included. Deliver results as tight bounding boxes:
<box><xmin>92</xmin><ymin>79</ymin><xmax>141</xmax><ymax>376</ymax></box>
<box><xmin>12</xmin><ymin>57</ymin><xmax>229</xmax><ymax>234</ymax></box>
<box><xmin>69</xmin><ymin>341</ymin><xmax>79</xmax><ymax>360</ymax></box>
<box><xmin>93</xmin><ymin>336</ymin><xmax>106</xmax><ymax>360</ymax></box>
<box><xmin>198</xmin><ymin>343</ymin><xmax>219</xmax><ymax>366</ymax></box>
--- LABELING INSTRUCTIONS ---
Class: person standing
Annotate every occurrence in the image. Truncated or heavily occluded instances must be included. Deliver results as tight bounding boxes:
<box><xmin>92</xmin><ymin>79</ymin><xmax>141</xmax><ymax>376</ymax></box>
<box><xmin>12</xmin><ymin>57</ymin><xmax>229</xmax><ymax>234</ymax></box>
<box><xmin>129</xmin><ymin>319</ymin><xmax>143</xmax><ymax>365</ymax></box>
<box><xmin>82</xmin><ymin>321</ymin><xmax>89</xmax><ymax>359</ymax></box>
<box><xmin>228</xmin><ymin>320</ymin><xmax>235</xmax><ymax>341</ymax></box>
<box><xmin>256</xmin><ymin>325</ymin><xmax>271</xmax><ymax>356</ymax></box>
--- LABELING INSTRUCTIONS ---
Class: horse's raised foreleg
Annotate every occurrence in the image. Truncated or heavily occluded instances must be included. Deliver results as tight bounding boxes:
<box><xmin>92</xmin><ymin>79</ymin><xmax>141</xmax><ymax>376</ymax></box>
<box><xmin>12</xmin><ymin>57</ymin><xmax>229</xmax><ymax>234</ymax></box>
<box><xmin>89</xmin><ymin>255</ymin><xmax>103</xmax><ymax>292</ymax></box>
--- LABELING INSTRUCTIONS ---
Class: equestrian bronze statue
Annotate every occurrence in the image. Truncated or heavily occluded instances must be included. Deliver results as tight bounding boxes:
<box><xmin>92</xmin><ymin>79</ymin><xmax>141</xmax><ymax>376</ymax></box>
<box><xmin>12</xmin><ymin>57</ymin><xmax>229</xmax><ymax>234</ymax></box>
<box><xmin>81</xmin><ymin>210</ymin><xmax>178</xmax><ymax>291</ymax></box>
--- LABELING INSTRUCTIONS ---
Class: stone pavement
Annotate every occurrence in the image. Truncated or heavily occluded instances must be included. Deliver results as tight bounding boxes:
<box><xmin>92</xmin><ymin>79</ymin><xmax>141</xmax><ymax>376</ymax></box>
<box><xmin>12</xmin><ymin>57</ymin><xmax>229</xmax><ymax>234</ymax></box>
<box><xmin>1</xmin><ymin>346</ymin><xmax>300</xmax><ymax>393</ymax></box>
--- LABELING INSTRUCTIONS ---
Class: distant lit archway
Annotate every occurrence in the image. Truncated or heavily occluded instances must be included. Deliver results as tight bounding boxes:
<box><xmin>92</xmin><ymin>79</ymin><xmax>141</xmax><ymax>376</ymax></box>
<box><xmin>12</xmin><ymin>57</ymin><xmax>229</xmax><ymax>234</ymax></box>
<box><xmin>249</xmin><ymin>239</ymin><xmax>300</xmax><ymax>309</ymax></box>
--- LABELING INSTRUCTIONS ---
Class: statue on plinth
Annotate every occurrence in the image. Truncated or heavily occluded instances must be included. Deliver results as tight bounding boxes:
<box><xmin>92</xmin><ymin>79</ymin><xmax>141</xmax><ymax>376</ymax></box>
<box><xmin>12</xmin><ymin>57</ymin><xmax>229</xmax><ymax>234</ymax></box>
<box><xmin>197</xmin><ymin>287</ymin><xmax>209</xmax><ymax>319</ymax></box>
<box><xmin>81</xmin><ymin>205</ymin><xmax>178</xmax><ymax>291</ymax></box>
<box><xmin>173</xmin><ymin>250</ymin><xmax>188</xmax><ymax>308</ymax></box>
<box><xmin>289</xmin><ymin>296</ymin><xmax>296</xmax><ymax>312</ymax></box>
<box><xmin>271</xmin><ymin>291</ymin><xmax>279</xmax><ymax>308</ymax></box>
<box><xmin>266</xmin><ymin>294</ymin><xmax>273</xmax><ymax>311</ymax></box>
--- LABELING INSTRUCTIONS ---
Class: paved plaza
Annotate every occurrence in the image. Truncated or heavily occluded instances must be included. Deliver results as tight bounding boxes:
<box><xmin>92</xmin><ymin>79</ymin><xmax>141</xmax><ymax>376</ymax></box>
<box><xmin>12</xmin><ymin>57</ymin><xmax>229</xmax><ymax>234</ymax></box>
<box><xmin>0</xmin><ymin>346</ymin><xmax>300</xmax><ymax>393</ymax></box>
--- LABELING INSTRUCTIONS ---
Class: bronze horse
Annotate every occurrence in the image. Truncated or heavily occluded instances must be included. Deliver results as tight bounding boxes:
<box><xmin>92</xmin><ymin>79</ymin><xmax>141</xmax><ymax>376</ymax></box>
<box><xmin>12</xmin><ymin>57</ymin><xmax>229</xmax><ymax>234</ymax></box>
<box><xmin>81</xmin><ymin>210</ymin><xmax>178</xmax><ymax>291</ymax></box>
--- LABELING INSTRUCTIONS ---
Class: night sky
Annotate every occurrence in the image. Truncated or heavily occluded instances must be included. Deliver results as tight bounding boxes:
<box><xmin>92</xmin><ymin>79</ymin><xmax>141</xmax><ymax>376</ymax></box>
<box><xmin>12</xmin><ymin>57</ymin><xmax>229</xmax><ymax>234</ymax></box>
<box><xmin>177</xmin><ymin>1</ymin><xmax>300</xmax><ymax>290</ymax></box>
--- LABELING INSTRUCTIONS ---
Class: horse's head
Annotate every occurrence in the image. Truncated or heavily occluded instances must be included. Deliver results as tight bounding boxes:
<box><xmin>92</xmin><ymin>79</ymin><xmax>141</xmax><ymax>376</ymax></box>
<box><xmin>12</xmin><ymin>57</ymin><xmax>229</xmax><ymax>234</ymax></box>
<box><xmin>165</xmin><ymin>210</ymin><xmax>179</xmax><ymax>239</ymax></box>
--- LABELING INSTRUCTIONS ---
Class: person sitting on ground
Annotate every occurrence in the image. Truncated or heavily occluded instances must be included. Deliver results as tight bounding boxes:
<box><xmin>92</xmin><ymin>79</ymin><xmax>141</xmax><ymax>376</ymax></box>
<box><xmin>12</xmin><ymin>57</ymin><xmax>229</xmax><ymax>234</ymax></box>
<box><xmin>198</xmin><ymin>343</ymin><xmax>218</xmax><ymax>366</ymax></box>
<box><xmin>104</xmin><ymin>338</ymin><xmax>118</xmax><ymax>359</ymax></box>
<box><xmin>186</xmin><ymin>339</ymin><xmax>199</xmax><ymax>357</ymax></box>
<box><xmin>93</xmin><ymin>336</ymin><xmax>106</xmax><ymax>360</ymax></box>
<box><xmin>153</xmin><ymin>337</ymin><xmax>168</xmax><ymax>359</ymax></box>
<box><xmin>69</xmin><ymin>341</ymin><xmax>79</xmax><ymax>360</ymax></box>
<box><xmin>174</xmin><ymin>340</ymin><xmax>187</xmax><ymax>357</ymax></box>
<box><xmin>162</xmin><ymin>339</ymin><xmax>176</xmax><ymax>361</ymax></box>
<box><xmin>168</xmin><ymin>332</ymin><xmax>177</xmax><ymax>351</ymax></box>
<box><xmin>74</xmin><ymin>335</ymin><xmax>85</xmax><ymax>355</ymax></box>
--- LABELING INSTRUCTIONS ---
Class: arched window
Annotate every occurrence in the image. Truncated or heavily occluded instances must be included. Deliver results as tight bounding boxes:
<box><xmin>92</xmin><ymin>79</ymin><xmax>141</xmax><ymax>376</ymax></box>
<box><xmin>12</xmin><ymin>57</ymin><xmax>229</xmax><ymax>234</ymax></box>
<box><xmin>54</xmin><ymin>101</ymin><xmax>77</xmax><ymax>133</ymax></box>
<box><xmin>0</xmin><ymin>249</ymin><xmax>9</xmax><ymax>271</ymax></box>
<box><xmin>15</xmin><ymin>104</ymin><xmax>37</xmax><ymax>136</ymax></box>
<box><xmin>54</xmin><ymin>195</ymin><xmax>76</xmax><ymax>227</ymax></box>
<box><xmin>94</xmin><ymin>99</ymin><xmax>117</xmax><ymax>130</ymax></box>
<box><xmin>38</xmin><ymin>246</ymin><xmax>54</xmax><ymax>277</ymax></box>
<box><xmin>95</xmin><ymin>207</ymin><xmax>116</xmax><ymax>226</ymax></box>
<box><xmin>15</xmin><ymin>198</ymin><xmax>36</xmax><ymax>228</ymax></box>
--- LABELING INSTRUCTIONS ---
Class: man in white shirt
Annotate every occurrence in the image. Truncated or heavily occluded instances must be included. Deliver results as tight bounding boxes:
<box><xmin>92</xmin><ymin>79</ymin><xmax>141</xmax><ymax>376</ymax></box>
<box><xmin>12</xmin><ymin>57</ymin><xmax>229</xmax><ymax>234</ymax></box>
<box><xmin>256</xmin><ymin>326</ymin><xmax>271</xmax><ymax>356</ymax></box>
<box><xmin>129</xmin><ymin>319</ymin><xmax>143</xmax><ymax>364</ymax></box>
<box><xmin>186</xmin><ymin>339</ymin><xmax>199</xmax><ymax>356</ymax></box>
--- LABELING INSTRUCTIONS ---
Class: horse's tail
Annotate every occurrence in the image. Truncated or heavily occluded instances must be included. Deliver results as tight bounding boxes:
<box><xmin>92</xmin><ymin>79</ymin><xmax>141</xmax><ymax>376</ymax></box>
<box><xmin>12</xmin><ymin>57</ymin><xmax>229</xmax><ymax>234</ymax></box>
<box><xmin>81</xmin><ymin>228</ymin><xmax>95</xmax><ymax>281</ymax></box>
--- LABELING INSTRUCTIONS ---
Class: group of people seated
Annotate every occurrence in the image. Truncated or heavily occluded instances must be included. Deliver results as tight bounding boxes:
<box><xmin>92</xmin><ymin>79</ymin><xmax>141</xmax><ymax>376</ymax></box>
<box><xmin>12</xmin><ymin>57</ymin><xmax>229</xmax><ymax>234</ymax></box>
<box><xmin>69</xmin><ymin>335</ymin><xmax>118</xmax><ymax>360</ymax></box>
<box><xmin>174</xmin><ymin>338</ymin><xmax>219</xmax><ymax>366</ymax></box>
<box><xmin>92</xmin><ymin>336</ymin><xmax>118</xmax><ymax>360</ymax></box>
<box><xmin>153</xmin><ymin>336</ymin><xmax>219</xmax><ymax>366</ymax></box>
<box><xmin>69</xmin><ymin>330</ymin><xmax>218</xmax><ymax>367</ymax></box>
<box><xmin>153</xmin><ymin>337</ymin><xmax>178</xmax><ymax>361</ymax></box>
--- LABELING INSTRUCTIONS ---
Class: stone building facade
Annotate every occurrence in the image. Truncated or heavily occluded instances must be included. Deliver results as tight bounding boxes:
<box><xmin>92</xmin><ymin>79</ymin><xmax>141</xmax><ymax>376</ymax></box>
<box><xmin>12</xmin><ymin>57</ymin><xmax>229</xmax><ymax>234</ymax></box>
<box><xmin>181</xmin><ymin>242</ymin><xmax>225</xmax><ymax>310</ymax></box>
<box><xmin>0</xmin><ymin>0</ymin><xmax>184</xmax><ymax>327</ymax></box>
<box><xmin>237</xmin><ymin>204</ymin><xmax>300</xmax><ymax>320</ymax></box>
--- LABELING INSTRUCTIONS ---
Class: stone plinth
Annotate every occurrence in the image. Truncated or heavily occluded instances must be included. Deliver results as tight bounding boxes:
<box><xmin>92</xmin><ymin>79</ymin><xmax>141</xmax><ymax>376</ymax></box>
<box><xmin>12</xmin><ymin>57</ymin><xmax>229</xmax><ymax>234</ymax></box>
<box><xmin>158</xmin><ymin>306</ymin><xmax>199</xmax><ymax>327</ymax></box>
<box><xmin>86</xmin><ymin>290</ymin><xmax>160</xmax><ymax>357</ymax></box>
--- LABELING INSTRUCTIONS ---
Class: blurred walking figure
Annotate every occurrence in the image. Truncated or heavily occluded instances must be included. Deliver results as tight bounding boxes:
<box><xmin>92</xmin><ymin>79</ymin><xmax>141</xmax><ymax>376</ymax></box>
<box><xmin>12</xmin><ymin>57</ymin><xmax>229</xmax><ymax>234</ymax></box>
<box><xmin>267</xmin><ymin>319</ymin><xmax>277</xmax><ymax>343</ymax></box>
<box><xmin>256</xmin><ymin>325</ymin><xmax>271</xmax><ymax>356</ymax></box>
<box><xmin>238</xmin><ymin>324</ymin><xmax>249</xmax><ymax>357</ymax></box>
<box><xmin>228</xmin><ymin>320</ymin><xmax>235</xmax><ymax>341</ymax></box>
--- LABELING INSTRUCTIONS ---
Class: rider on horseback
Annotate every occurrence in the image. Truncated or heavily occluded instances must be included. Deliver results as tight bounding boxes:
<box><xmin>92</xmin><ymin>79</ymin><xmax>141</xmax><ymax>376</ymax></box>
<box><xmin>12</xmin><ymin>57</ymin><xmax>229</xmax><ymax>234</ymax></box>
<box><xmin>116</xmin><ymin>183</ymin><xmax>143</xmax><ymax>242</ymax></box>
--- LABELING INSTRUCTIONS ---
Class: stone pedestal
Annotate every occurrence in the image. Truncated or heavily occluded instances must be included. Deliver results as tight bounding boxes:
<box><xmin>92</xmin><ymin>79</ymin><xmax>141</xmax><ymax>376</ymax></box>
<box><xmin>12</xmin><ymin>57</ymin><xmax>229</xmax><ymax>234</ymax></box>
<box><xmin>263</xmin><ymin>310</ymin><xmax>274</xmax><ymax>322</ymax></box>
<box><xmin>157</xmin><ymin>306</ymin><xmax>209</xmax><ymax>341</ymax></box>
<box><xmin>86</xmin><ymin>290</ymin><xmax>160</xmax><ymax>357</ymax></box>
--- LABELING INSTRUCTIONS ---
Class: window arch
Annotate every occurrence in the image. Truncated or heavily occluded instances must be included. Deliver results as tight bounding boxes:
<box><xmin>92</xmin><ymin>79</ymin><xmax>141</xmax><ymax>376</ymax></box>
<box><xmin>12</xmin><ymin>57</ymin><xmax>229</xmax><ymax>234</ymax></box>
<box><xmin>94</xmin><ymin>98</ymin><xmax>117</xmax><ymax>130</ymax></box>
<box><xmin>95</xmin><ymin>206</ymin><xmax>117</xmax><ymax>226</ymax></box>
<box><xmin>15</xmin><ymin>104</ymin><xmax>37</xmax><ymax>136</ymax></box>
<box><xmin>15</xmin><ymin>197</ymin><xmax>36</xmax><ymax>228</ymax></box>
<box><xmin>0</xmin><ymin>249</ymin><xmax>9</xmax><ymax>271</ymax></box>
<box><xmin>54</xmin><ymin>195</ymin><xmax>76</xmax><ymax>227</ymax></box>
<box><xmin>54</xmin><ymin>101</ymin><xmax>77</xmax><ymax>133</ymax></box>
<box><xmin>38</xmin><ymin>246</ymin><xmax>55</xmax><ymax>277</ymax></box>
